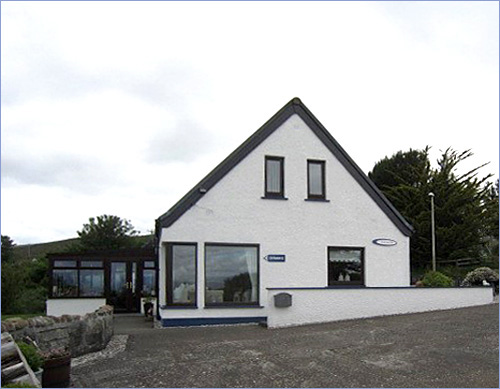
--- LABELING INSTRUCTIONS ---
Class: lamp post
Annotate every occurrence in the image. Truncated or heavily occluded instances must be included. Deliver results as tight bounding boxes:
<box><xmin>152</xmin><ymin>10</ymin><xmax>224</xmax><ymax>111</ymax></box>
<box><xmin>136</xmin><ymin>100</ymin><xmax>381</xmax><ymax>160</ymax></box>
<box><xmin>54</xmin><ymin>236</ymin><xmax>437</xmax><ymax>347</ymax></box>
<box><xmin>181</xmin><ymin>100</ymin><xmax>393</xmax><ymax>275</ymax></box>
<box><xmin>428</xmin><ymin>192</ymin><xmax>436</xmax><ymax>271</ymax></box>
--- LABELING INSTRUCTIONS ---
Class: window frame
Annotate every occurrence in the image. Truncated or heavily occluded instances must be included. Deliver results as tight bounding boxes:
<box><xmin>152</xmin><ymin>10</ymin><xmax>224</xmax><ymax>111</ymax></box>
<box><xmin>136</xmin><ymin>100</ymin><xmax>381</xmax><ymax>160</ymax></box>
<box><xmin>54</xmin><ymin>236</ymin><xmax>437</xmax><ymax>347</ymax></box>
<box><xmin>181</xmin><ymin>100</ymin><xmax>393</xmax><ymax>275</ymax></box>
<box><xmin>50</xmin><ymin>259</ymin><xmax>105</xmax><ymax>299</ymax></box>
<box><xmin>264</xmin><ymin>156</ymin><xmax>285</xmax><ymax>199</ymax></box>
<box><xmin>204</xmin><ymin>242</ymin><xmax>260</xmax><ymax>307</ymax></box>
<box><xmin>307</xmin><ymin>159</ymin><xmax>326</xmax><ymax>200</ymax></box>
<box><xmin>327</xmin><ymin>246</ymin><xmax>365</xmax><ymax>286</ymax></box>
<box><xmin>165</xmin><ymin>242</ymin><xmax>198</xmax><ymax>307</ymax></box>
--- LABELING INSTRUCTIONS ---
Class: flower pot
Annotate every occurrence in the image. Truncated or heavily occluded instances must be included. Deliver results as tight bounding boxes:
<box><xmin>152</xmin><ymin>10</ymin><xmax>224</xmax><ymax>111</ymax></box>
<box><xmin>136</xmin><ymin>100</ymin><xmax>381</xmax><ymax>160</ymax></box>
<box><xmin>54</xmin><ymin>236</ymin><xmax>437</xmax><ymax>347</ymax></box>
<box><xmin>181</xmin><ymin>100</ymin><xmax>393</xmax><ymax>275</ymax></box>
<box><xmin>143</xmin><ymin>302</ymin><xmax>154</xmax><ymax>317</ymax></box>
<box><xmin>42</xmin><ymin>355</ymin><xmax>71</xmax><ymax>388</ymax></box>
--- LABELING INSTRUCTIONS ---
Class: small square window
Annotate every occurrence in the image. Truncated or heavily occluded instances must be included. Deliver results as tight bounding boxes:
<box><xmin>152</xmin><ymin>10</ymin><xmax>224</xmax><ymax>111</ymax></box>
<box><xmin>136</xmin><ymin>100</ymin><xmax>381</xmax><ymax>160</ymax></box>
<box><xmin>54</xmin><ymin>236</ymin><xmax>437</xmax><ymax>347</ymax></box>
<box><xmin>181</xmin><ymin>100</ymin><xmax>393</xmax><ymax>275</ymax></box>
<box><xmin>328</xmin><ymin>247</ymin><xmax>364</xmax><ymax>286</ymax></box>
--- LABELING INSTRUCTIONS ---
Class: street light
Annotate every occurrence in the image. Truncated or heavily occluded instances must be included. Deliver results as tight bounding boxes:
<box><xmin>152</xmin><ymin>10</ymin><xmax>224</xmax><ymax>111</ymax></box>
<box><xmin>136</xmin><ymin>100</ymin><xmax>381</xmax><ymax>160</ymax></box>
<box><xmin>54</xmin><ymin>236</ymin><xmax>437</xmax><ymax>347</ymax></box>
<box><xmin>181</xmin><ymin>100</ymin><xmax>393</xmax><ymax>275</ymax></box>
<box><xmin>428</xmin><ymin>192</ymin><xmax>436</xmax><ymax>271</ymax></box>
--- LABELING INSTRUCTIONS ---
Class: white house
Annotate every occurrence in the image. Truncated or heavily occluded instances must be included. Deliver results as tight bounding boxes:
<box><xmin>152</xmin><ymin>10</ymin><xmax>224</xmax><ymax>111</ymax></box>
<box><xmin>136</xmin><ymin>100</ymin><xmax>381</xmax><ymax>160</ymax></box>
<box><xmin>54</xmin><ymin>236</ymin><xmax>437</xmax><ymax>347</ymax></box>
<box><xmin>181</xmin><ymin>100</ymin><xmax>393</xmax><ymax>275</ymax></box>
<box><xmin>46</xmin><ymin>98</ymin><xmax>493</xmax><ymax>325</ymax></box>
<box><xmin>156</xmin><ymin>97</ymin><xmax>454</xmax><ymax>328</ymax></box>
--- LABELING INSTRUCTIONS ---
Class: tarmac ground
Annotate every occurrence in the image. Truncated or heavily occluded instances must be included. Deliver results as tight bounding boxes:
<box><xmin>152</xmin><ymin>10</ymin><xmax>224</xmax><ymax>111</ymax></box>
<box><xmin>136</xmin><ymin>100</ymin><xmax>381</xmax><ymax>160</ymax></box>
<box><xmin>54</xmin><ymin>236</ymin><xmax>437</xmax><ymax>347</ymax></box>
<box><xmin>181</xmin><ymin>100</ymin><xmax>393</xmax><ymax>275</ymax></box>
<box><xmin>71</xmin><ymin>303</ymin><xmax>499</xmax><ymax>388</ymax></box>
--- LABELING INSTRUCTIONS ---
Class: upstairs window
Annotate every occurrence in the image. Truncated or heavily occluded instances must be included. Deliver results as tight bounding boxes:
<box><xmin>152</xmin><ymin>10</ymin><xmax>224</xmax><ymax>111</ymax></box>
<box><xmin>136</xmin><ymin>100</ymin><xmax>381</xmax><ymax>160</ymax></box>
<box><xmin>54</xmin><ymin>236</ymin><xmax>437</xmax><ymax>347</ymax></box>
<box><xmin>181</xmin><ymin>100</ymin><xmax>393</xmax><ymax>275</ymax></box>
<box><xmin>264</xmin><ymin>156</ymin><xmax>284</xmax><ymax>198</ymax></box>
<box><xmin>307</xmin><ymin>160</ymin><xmax>326</xmax><ymax>200</ymax></box>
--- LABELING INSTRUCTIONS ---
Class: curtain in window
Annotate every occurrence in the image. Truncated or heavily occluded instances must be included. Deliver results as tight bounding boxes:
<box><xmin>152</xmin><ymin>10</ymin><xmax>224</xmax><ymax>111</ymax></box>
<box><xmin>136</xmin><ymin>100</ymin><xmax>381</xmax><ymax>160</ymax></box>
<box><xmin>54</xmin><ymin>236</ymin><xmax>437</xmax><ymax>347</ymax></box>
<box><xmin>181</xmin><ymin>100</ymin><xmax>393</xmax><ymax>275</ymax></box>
<box><xmin>243</xmin><ymin>248</ymin><xmax>258</xmax><ymax>302</ymax></box>
<box><xmin>308</xmin><ymin>162</ymin><xmax>323</xmax><ymax>195</ymax></box>
<box><xmin>266</xmin><ymin>159</ymin><xmax>281</xmax><ymax>193</ymax></box>
<box><xmin>329</xmin><ymin>249</ymin><xmax>361</xmax><ymax>263</ymax></box>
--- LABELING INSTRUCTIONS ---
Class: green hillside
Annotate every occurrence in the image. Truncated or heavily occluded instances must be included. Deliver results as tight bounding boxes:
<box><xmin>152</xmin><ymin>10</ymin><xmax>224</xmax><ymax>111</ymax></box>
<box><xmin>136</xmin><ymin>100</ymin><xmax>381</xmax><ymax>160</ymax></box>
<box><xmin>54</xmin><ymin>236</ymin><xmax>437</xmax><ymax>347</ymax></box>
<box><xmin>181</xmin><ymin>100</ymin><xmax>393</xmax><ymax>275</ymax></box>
<box><xmin>13</xmin><ymin>234</ymin><xmax>154</xmax><ymax>261</ymax></box>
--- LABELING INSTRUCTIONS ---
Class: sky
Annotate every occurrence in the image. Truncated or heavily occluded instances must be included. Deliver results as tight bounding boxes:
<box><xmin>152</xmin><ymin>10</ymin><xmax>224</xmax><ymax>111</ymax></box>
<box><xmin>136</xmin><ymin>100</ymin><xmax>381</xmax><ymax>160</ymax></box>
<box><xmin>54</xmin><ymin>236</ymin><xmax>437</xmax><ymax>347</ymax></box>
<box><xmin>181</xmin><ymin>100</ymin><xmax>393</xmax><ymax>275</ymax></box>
<box><xmin>1</xmin><ymin>1</ymin><xmax>498</xmax><ymax>245</ymax></box>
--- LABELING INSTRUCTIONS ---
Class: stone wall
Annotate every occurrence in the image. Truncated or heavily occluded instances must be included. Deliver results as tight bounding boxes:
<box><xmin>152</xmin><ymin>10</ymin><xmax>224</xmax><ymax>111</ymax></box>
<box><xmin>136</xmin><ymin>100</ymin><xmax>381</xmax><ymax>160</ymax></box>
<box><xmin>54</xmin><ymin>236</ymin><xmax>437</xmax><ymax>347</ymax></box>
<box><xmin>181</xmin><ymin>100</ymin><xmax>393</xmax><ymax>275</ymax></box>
<box><xmin>1</xmin><ymin>305</ymin><xmax>113</xmax><ymax>357</ymax></box>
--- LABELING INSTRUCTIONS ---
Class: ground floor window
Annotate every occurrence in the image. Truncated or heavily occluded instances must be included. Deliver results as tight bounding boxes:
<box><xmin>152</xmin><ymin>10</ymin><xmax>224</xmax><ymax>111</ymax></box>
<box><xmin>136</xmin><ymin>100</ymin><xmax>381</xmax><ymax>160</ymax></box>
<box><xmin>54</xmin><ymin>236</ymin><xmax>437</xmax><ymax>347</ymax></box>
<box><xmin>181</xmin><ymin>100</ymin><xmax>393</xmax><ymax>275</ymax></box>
<box><xmin>205</xmin><ymin>244</ymin><xmax>259</xmax><ymax>306</ymax></box>
<box><xmin>166</xmin><ymin>243</ymin><xmax>197</xmax><ymax>306</ymax></box>
<box><xmin>53</xmin><ymin>269</ymin><xmax>79</xmax><ymax>297</ymax></box>
<box><xmin>52</xmin><ymin>260</ymin><xmax>105</xmax><ymax>297</ymax></box>
<box><xmin>80</xmin><ymin>269</ymin><xmax>104</xmax><ymax>297</ymax></box>
<box><xmin>328</xmin><ymin>247</ymin><xmax>364</xmax><ymax>286</ymax></box>
<box><xmin>143</xmin><ymin>261</ymin><xmax>156</xmax><ymax>297</ymax></box>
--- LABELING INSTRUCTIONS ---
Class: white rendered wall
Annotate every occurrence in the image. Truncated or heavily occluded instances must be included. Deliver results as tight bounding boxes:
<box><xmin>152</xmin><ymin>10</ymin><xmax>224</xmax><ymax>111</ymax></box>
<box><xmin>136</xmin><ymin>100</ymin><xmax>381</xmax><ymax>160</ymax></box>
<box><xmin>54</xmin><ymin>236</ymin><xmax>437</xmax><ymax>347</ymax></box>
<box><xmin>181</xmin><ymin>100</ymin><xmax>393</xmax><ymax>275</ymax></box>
<box><xmin>160</xmin><ymin>114</ymin><xmax>410</xmax><ymax>320</ymax></box>
<box><xmin>46</xmin><ymin>299</ymin><xmax>106</xmax><ymax>317</ymax></box>
<box><xmin>266</xmin><ymin>287</ymin><xmax>494</xmax><ymax>328</ymax></box>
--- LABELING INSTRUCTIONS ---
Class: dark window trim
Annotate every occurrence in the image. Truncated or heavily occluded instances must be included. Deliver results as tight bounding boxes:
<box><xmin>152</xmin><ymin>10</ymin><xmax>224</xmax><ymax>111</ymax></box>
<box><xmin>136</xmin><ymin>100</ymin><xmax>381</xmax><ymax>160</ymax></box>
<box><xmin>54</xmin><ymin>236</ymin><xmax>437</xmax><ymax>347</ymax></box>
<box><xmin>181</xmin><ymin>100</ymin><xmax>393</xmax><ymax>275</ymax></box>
<box><xmin>261</xmin><ymin>196</ymin><xmax>288</xmax><ymax>201</ymax></box>
<box><xmin>204</xmin><ymin>305</ymin><xmax>265</xmax><ymax>309</ymax></box>
<box><xmin>264</xmin><ymin>156</ymin><xmax>285</xmax><ymax>198</ymax></box>
<box><xmin>50</xmin><ymin>259</ymin><xmax>106</xmax><ymax>299</ymax></box>
<box><xmin>165</xmin><ymin>242</ymin><xmax>198</xmax><ymax>308</ymax></box>
<box><xmin>307</xmin><ymin>159</ymin><xmax>326</xmax><ymax>200</ymax></box>
<box><xmin>204</xmin><ymin>242</ymin><xmax>260</xmax><ymax>307</ymax></box>
<box><xmin>327</xmin><ymin>246</ymin><xmax>365</xmax><ymax>286</ymax></box>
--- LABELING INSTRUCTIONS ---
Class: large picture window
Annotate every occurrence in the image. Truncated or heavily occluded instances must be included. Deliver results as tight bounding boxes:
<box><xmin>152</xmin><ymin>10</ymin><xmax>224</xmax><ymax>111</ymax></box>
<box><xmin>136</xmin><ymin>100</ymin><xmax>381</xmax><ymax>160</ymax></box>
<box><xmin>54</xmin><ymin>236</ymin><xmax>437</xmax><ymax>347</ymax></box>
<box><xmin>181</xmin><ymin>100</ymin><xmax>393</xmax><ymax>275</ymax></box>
<box><xmin>328</xmin><ymin>247</ymin><xmax>364</xmax><ymax>286</ymax></box>
<box><xmin>264</xmin><ymin>156</ymin><xmax>284</xmax><ymax>198</ymax></box>
<box><xmin>205</xmin><ymin>244</ymin><xmax>259</xmax><ymax>306</ymax></box>
<box><xmin>166</xmin><ymin>243</ymin><xmax>196</xmax><ymax>306</ymax></box>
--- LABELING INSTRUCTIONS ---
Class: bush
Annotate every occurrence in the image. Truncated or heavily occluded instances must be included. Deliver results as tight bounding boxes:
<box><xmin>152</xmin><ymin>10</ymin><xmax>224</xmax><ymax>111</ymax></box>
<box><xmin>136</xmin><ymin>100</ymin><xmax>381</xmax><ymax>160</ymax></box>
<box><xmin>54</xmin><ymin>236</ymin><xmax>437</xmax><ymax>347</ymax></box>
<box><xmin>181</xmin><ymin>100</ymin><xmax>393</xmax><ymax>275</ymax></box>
<box><xmin>17</xmin><ymin>342</ymin><xmax>44</xmax><ymax>372</ymax></box>
<box><xmin>421</xmin><ymin>271</ymin><xmax>454</xmax><ymax>287</ymax></box>
<box><xmin>461</xmin><ymin>267</ymin><xmax>499</xmax><ymax>286</ymax></box>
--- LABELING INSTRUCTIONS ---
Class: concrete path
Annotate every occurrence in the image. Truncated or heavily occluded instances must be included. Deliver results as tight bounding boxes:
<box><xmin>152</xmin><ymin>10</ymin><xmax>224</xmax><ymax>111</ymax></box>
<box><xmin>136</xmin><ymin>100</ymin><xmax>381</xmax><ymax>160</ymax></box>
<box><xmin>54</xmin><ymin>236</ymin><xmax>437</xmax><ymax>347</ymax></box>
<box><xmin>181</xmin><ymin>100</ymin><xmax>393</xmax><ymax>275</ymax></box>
<box><xmin>71</xmin><ymin>304</ymin><xmax>499</xmax><ymax>388</ymax></box>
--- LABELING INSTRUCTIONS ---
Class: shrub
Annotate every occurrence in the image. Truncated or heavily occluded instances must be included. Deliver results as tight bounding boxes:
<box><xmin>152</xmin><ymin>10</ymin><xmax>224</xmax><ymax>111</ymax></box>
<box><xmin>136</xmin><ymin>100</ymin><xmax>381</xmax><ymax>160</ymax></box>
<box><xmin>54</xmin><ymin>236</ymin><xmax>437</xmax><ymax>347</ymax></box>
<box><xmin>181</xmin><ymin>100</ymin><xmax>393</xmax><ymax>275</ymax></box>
<box><xmin>17</xmin><ymin>342</ymin><xmax>44</xmax><ymax>372</ymax></box>
<box><xmin>421</xmin><ymin>271</ymin><xmax>454</xmax><ymax>287</ymax></box>
<box><xmin>461</xmin><ymin>267</ymin><xmax>499</xmax><ymax>286</ymax></box>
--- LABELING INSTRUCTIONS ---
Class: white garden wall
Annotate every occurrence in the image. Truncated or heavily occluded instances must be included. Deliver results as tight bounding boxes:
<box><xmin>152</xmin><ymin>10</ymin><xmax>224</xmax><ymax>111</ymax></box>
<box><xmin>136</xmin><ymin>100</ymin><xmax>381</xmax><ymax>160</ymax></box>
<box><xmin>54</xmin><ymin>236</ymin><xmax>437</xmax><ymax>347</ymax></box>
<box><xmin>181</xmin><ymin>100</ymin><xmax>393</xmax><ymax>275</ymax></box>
<box><xmin>46</xmin><ymin>298</ymin><xmax>106</xmax><ymax>317</ymax></box>
<box><xmin>266</xmin><ymin>287</ymin><xmax>494</xmax><ymax>328</ymax></box>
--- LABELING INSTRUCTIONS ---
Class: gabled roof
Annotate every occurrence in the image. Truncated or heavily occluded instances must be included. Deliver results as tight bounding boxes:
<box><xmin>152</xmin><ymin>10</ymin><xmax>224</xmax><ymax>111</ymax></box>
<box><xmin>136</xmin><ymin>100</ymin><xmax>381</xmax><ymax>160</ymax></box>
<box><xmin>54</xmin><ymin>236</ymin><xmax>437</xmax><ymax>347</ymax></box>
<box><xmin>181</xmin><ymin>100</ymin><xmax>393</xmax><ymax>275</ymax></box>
<box><xmin>156</xmin><ymin>98</ymin><xmax>414</xmax><ymax>237</ymax></box>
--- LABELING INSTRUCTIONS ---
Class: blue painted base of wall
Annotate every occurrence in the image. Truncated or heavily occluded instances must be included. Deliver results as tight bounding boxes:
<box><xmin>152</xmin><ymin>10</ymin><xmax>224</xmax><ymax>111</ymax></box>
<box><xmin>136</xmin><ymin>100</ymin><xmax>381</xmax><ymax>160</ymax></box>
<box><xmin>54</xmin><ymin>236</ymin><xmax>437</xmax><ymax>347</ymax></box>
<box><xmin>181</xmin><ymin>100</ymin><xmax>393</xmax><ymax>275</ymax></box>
<box><xmin>161</xmin><ymin>316</ymin><xmax>267</xmax><ymax>327</ymax></box>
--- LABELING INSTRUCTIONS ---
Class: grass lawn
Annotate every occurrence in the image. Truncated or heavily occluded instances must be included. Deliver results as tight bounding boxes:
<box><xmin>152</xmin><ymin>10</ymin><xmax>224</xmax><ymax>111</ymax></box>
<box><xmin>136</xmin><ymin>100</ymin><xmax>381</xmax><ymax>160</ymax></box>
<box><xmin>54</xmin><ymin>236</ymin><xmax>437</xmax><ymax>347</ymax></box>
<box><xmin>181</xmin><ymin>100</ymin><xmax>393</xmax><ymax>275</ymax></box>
<box><xmin>1</xmin><ymin>313</ymin><xmax>44</xmax><ymax>321</ymax></box>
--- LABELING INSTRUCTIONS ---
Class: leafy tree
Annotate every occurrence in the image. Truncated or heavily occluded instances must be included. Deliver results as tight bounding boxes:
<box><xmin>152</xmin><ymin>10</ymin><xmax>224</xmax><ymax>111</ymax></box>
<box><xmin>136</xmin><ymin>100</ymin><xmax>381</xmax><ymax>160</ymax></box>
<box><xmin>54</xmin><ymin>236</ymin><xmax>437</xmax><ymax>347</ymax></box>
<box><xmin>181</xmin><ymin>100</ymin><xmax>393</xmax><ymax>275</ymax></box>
<box><xmin>1</xmin><ymin>261</ymin><xmax>26</xmax><ymax>314</ymax></box>
<box><xmin>76</xmin><ymin>215</ymin><xmax>139</xmax><ymax>251</ymax></box>
<box><xmin>368</xmin><ymin>147</ymin><xmax>431</xmax><ymax>191</ymax></box>
<box><xmin>1</xmin><ymin>235</ymin><xmax>16</xmax><ymax>262</ymax></box>
<box><xmin>481</xmin><ymin>180</ymin><xmax>499</xmax><ymax>266</ymax></box>
<box><xmin>1</xmin><ymin>235</ymin><xmax>49</xmax><ymax>315</ymax></box>
<box><xmin>370</xmin><ymin>147</ymin><xmax>494</xmax><ymax>271</ymax></box>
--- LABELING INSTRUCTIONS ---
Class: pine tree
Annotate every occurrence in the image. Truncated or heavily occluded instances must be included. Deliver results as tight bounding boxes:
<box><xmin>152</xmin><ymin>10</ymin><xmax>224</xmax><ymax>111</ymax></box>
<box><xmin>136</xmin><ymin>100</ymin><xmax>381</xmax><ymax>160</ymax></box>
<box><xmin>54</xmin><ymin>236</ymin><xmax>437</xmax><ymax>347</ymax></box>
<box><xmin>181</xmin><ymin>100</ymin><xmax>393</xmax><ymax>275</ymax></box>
<box><xmin>370</xmin><ymin>147</ymin><xmax>494</xmax><ymax>270</ymax></box>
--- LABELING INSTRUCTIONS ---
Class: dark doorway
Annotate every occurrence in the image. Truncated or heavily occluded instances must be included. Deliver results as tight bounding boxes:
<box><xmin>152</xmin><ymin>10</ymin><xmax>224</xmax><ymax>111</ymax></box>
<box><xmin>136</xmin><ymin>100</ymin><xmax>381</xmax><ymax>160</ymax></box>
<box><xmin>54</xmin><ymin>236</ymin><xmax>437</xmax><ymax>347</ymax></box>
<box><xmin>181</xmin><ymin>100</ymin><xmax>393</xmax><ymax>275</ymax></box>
<box><xmin>109</xmin><ymin>261</ymin><xmax>139</xmax><ymax>313</ymax></box>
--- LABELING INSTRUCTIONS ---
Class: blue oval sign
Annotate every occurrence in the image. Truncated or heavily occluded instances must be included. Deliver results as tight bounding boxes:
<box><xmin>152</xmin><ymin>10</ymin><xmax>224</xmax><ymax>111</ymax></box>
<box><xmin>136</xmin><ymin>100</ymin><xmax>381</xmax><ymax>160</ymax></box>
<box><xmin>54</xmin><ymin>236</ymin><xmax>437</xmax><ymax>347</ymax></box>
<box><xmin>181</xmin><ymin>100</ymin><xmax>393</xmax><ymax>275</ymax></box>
<box><xmin>372</xmin><ymin>238</ymin><xmax>397</xmax><ymax>247</ymax></box>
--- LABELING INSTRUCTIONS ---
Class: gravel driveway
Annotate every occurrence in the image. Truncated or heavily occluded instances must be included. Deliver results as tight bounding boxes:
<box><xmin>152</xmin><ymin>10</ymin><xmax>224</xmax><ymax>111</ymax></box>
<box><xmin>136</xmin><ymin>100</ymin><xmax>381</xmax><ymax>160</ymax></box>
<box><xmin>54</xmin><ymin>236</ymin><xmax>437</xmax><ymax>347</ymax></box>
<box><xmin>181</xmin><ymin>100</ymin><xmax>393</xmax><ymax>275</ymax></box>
<box><xmin>71</xmin><ymin>303</ymin><xmax>499</xmax><ymax>388</ymax></box>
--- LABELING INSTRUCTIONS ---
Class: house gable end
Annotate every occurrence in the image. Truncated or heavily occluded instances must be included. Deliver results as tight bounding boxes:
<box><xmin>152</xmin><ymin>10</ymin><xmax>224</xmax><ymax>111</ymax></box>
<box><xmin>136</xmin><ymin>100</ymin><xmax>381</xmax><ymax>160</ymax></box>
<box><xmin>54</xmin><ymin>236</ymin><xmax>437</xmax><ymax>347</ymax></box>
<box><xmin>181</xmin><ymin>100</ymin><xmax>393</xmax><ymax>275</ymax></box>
<box><xmin>156</xmin><ymin>98</ymin><xmax>414</xmax><ymax>237</ymax></box>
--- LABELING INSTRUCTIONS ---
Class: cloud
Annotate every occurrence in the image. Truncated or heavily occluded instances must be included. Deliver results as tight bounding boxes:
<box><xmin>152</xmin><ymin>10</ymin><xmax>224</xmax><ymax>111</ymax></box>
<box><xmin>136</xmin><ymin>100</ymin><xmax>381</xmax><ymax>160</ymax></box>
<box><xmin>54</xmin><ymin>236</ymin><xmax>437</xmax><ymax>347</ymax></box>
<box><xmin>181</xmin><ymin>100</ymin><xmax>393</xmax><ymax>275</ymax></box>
<box><xmin>146</xmin><ymin>117</ymin><xmax>216</xmax><ymax>163</ymax></box>
<box><xmin>0</xmin><ymin>1</ymin><xmax>497</xmax><ymax>246</ymax></box>
<box><xmin>1</xmin><ymin>153</ymin><xmax>124</xmax><ymax>193</ymax></box>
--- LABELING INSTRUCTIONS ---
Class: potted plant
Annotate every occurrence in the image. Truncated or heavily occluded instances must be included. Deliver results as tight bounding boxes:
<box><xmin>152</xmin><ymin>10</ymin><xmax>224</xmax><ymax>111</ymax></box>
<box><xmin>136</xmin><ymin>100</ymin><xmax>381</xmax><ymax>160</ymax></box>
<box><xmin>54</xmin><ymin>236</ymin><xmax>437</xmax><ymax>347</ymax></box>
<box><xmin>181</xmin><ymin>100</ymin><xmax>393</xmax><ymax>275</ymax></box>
<box><xmin>143</xmin><ymin>295</ymin><xmax>154</xmax><ymax>318</ymax></box>
<box><xmin>41</xmin><ymin>348</ymin><xmax>71</xmax><ymax>388</ymax></box>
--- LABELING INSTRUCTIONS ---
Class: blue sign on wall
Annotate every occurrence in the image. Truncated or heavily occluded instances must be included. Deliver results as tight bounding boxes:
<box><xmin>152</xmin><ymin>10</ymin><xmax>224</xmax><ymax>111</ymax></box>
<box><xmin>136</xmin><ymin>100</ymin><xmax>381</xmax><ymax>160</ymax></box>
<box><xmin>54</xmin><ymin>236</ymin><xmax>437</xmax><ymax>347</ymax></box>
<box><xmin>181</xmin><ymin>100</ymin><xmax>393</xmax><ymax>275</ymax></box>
<box><xmin>265</xmin><ymin>254</ymin><xmax>286</xmax><ymax>262</ymax></box>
